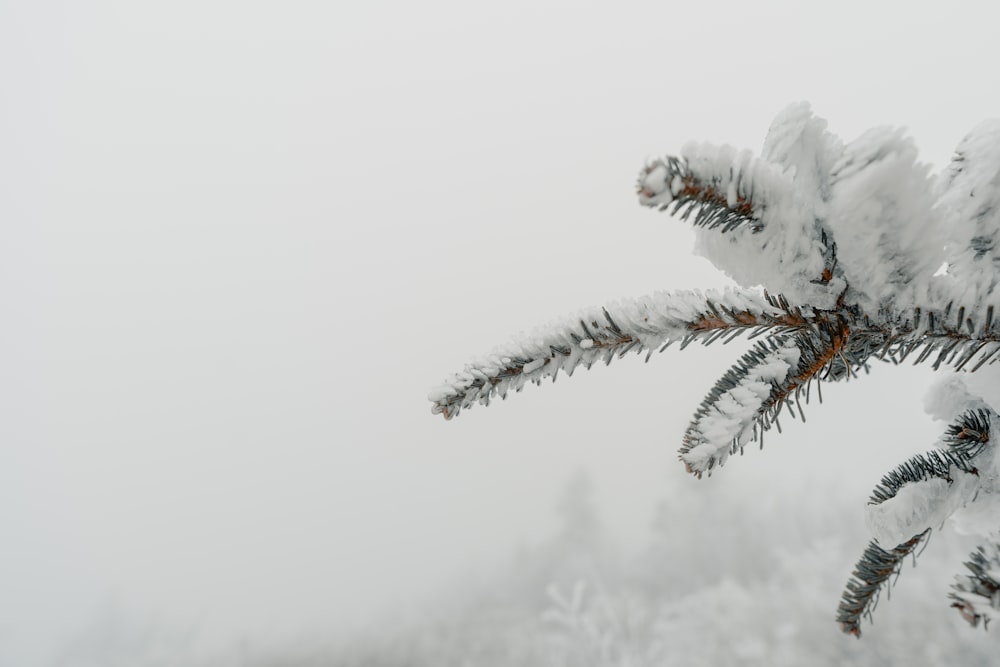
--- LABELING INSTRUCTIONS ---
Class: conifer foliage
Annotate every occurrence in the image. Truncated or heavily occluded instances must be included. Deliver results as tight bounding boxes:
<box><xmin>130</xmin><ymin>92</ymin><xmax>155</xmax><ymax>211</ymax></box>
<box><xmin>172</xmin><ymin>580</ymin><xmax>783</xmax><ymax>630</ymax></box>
<box><xmin>429</xmin><ymin>104</ymin><xmax>1000</xmax><ymax>636</ymax></box>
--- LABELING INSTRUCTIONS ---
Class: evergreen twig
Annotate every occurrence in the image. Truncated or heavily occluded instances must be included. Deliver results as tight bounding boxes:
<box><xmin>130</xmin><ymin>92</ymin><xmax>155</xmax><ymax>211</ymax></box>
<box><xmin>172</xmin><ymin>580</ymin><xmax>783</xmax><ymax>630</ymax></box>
<box><xmin>950</xmin><ymin>540</ymin><xmax>1000</xmax><ymax>628</ymax></box>
<box><xmin>837</xmin><ymin>530</ymin><xmax>931</xmax><ymax>638</ymax></box>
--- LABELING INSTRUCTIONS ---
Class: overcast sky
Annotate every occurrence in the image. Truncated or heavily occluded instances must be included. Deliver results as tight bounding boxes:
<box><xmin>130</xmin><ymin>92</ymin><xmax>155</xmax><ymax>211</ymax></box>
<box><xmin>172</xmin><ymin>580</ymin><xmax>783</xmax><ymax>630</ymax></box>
<box><xmin>4</xmin><ymin>1</ymin><xmax>1000</xmax><ymax>663</ymax></box>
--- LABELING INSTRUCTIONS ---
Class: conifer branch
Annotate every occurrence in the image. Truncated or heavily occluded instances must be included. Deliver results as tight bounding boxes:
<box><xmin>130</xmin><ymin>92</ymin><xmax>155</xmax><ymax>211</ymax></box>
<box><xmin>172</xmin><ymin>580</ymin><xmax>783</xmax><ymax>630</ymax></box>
<box><xmin>637</xmin><ymin>156</ymin><xmax>763</xmax><ymax>233</ymax></box>
<box><xmin>429</xmin><ymin>105</ymin><xmax>1000</xmax><ymax>637</ymax></box>
<box><xmin>942</xmin><ymin>409</ymin><xmax>992</xmax><ymax>457</ymax></box>
<box><xmin>837</xmin><ymin>529</ymin><xmax>931</xmax><ymax>638</ymax></box>
<box><xmin>936</xmin><ymin>120</ymin><xmax>1000</xmax><ymax>309</ymax></box>
<box><xmin>826</xmin><ymin>126</ymin><xmax>944</xmax><ymax>311</ymax></box>
<box><xmin>866</xmin><ymin>450</ymin><xmax>979</xmax><ymax>506</ymax></box>
<box><xmin>637</xmin><ymin>142</ymin><xmax>801</xmax><ymax>233</ymax></box>
<box><xmin>679</xmin><ymin>336</ymin><xmax>798</xmax><ymax>476</ymax></box>
<box><xmin>865</xmin><ymin>410</ymin><xmax>990</xmax><ymax>508</ymax></box>
<box><xmin>950</xmin><ymin>539</ymin><xmax>1000</xmax><ymax>628</ymax></box>
<box><xmin>429</xmin><ymin>289</ymin><xmax>809</xmax><ymax>420</ymax></box>
<box><xmin>679</xmin><ymin>316</ymin><xmax>866</xmax><ymax>476</ymax></box>
<box><xmin>854</xmin><ymin>303</ymin><xmax>1000</xmax><ymax>371</ymax></box>
<box><xmin>638</xmin><ymin>147</ymin><xmax>845</xmax><ymax>301</ymax></box>
<box><xmin>863</xmin><ymin>410</ymin><xmax>990</xmax><ymax>550</ymax></box>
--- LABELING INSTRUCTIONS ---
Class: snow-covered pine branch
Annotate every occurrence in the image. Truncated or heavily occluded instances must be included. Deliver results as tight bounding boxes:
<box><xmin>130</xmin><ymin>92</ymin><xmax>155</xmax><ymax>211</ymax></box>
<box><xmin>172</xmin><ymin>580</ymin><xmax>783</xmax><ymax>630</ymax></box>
<box><xmin>827</xmin><ymin>127</ymin><xmax>946</xmax><ymax>312</ymax></box>
<box><xmin>951</xmin><ymin>538</ymin><xmax>1000</xmax><ymax>628</ymax></box>
<box><xmin>678</xmin><ymin>336</ymin><xmax>801</xmax><ymax>475</ymax></box>
<box><xmin>679</xmin><ymin>315</ymin><xmax>878</xmax><ymax>476</ymax></box>
<box><xmin>430</xmin><ymin>103</ymin><xmax>1000</xmax><ymax>635</ymax></box>
<box><xmin>936</xmin><ymin>120</ymin><xmax>1000</xmax><ymax>314</ymax></box>
<box><xmin>636</xmin><ymin>150</ymin><xmax>768</xmax><ymax>234</ymax></box>
<box><xmin>870</xmin><ymin>303</ymin><xmax>1000</xmax><ymax>372</ymax></box>
<box><xmin>429</xmin><ymin>288</ymin><xmax>809</xmax><ymax>420</ymax></box>
<box><xmin>836</xmin><ymin>409</ymin><xmax>997</xmax><ymax>636</ymax></box>
<box><xmin>760</xmin><ymin>102</ymin><xmax>842</xmax><ymax>198</ymax></box>
<box><xmin>638</xmin><ymin>111</ymin><xmax>844</xmax><ymax>310</ymax></box>
<box><xmin>864</xmin><ymin>410</ymin><xmax>992</xmax><ymax>549</ymax></box>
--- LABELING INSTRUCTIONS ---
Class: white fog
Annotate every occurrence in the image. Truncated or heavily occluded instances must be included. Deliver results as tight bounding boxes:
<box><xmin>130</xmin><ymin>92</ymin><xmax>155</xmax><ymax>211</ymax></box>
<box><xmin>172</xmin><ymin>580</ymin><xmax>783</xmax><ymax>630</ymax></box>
<box><xmin>4</xmin><ymin>1</ymin><xmax>1000</xmax><ymax>664</ymax></box>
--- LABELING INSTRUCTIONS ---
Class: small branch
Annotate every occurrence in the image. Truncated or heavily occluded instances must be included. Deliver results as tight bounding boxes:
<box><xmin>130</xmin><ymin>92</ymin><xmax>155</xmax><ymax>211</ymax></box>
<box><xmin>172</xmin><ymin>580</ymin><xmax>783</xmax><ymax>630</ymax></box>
<box><xmin>873</xmin><ymin>304</ymin><xmax>1000</xmax><ymax>371</ymax></box>
<box><xmin>950</xmin><ymin>539</ymin><xmax>1000</xmax><ymax>628</ymax></box>
<box><xmin>837</xmin><ymin>529</ymin><xmax>931</xmax><ymax>637</ymax></box>
<box><xmin>429</xmin><ymin>288</ymin><xmax>805</xmax><ymax>420</ymax></box>
<box><xmin>867</xmin><ymin>449</ymin><xmax>979</xmax><ymax>507</ymax></box>
<box><xmin>637</xmin><ymin>143</ymin><xmax>799</xmax><ymax>235</ymax></box>
<box><xmin>679</xmin><ymin>315</ymin><xmax>867</xmax><ymax>476</ymax></box>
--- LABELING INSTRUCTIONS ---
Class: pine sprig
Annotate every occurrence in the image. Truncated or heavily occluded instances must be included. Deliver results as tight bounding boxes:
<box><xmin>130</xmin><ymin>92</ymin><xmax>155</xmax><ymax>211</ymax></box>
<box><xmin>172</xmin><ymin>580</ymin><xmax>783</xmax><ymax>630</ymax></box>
<box><xmin>679</xmin><ymin>336</ymin><xmax>798</xmax><ymax>476</ymax></box>
<box><xmin>950</xmin><ymin>540</ymin><xmax>1000</xmax><ymax>628</ymax></box>
<box><xmin>837</xmin><ymin>529</ymin><xmax>931</xmax><ymax>638</ymax></box>
<box><xmin>943</xmin><ymin>409</ymin><xmax>992</xmax><ymax>457</ymax></box>
<box><xmin>864</xmin><ymin>408</ymin><xmax>991</xmax><ymax>509</ymax></box>
<box><xmin>871</xmin><ymin>304</ymin><xmax>1000</xmax><ymax>371</ymax></box>
<box><xmin>679</xmin><ymin>315</ymin><xmax>868</xmax><ymax>476</ymax></box>
<box><xmin>637</xmin><ymin>152</ymin><xmax>772</xmax><ymax>234</ymax></box>
<box><xmin>867</xmin><ymin>449</ymin><xmax>979</xmax><ymax>506</ymax></box>
<box><xmin>428</xmin><ymin>289</ymin><xmax>809</xmax><ymax>420</ymax></box>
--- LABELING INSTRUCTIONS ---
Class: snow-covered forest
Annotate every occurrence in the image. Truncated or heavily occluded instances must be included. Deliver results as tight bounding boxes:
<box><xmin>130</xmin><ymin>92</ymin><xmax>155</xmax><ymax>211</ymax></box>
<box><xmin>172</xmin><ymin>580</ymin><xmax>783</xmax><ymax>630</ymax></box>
<box><xmin>7</xmin><ymin>1</ymin><xmax>1000</xmax><ymax>665</ymax></box>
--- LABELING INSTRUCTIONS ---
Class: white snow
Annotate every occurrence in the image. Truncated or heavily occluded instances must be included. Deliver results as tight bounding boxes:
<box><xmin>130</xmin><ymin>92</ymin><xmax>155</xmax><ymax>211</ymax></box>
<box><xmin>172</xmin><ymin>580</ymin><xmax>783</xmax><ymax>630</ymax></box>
<box><xmin>681</xmin><ymin>131</ymin><xmax>843</xmax><ymax>310</ymax></box>
<box><xmin>522</xmin><ymin>358</ymin><xmax>546</xmax><ymax>374</ymax></box>
<box><xmin>958</xmin><ymin>365</ymin><xmax>1000</xmax><ymax>415</ymax></box>
<box><xmin>429</xmin><ymin>287</ymin><xmax>782</xmax><ymax>418</ymax></box>
<box><xmin>640</xmin><ymin>104</ymin><xmax>1000</xmax><ymax>314</ymax></box>
<box><xmin>826</xmin><ymin>126</ymin><xmax>946</xmax><ymax>311</ymax></box>
<box><xmin>761</xmin><ymin>102</ymin><xmax>842</xmax><ymax>196</ymax></box>
<box><xmin>934</xmin><ymin>120</ymin><xmax>1000</xmax><ymax>312</ymax></box>
<box><xmin>868</xmin><ymin>388</ymin><xmax>1000</xmax><ymax>547</ymax></box>
<box><xmin>866</xmin><ymin>470</ymin><xmax>980</xmax><ymax>547</ymax></box>
<box><xmin>637</xmin><ymin>163</ymin><xmax>673</xmax><ymax>207</ymax></box>
<box><xmin>922</xmin><ymin>375</ymin><xmax>986</xmax><ymax>422</ymax></box>
<box><xmin>682</xmin><ymin>343</ymin><xmax>800</xmax><ymax>472</ymax></box>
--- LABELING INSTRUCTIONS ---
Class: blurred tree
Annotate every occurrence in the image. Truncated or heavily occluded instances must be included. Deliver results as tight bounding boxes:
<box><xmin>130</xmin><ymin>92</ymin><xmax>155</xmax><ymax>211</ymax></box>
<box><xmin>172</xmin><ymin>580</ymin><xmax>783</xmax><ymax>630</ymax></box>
<box><xmin>554</xmin><ymin>469</ymin><xmax>601</xmax><ymax>549</ymax></box>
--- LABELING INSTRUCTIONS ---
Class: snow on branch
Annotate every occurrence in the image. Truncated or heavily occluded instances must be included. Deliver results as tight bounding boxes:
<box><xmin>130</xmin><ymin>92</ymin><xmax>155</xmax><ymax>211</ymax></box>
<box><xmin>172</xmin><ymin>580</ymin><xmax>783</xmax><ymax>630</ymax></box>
<box><xmin>636</xmin><ymin>151</ymin><xmax>768</xmax><ymax>233</ymax></box>
<box><xmin>950</xmin><ymin>539</ymin><xmax>1000</xmax><ymax>629</ymax></box>
<box><xmin>871</xmin><ymin>303</ymin><xmax>1000</xmax><ymax>372</ymax></box>
<box><xmin>937</xmin><ymin>120</ymin><xmax>1000</xmax><ymax>313</ymax></box>
<box><xmin>840</xmin><ymin>409</ymin><xmax>997</xmax><ymax>635</ymax></box>
<box><xmin>638</xmin><ymin>138</ymin><xmax>842</xmax><ymax>309</ymax></box>
<box><xmin>837</xmin><ymin>529</ymin><xmax>931</xmax><ymax>638</ymax></box>
<box><xmin>865</xmin><ymin>410</ymin><xmax>990</xmax><ymax>548</ymax></box>
<box><xmin>679</xmin><ymin>336</ymin><xmax>800</xmax><ymax>475</ymax></box>
<box><xmin>430</xmin><ymin>104</ymin><xmax>1000</xmax><ymax>636</ymax></box>
<box><xmin>827</xmin><ymin>127</ymin><xmax>946</xmax><ymax>311</ymax></box>
<box><xmin>760</xmin><ymin>102</ymin><xmax>842</xmax><ymax>197</ymax></box>
<box><xmin>864</xmin><ymin>456</ymin><xmax>980</xmax><ymax>551</ymax></box>
<box><xmin>865</xmin><ymin>410</ymin><xmax>989</xmax><ymax>504</ymax></box>
<box><xmin>679</xmin><ymin>314</ymin><xmax>866</xmax><ymax>476</ymax></box>
<box><xmin>428</xmin><ymin>288</ymin><xmax>809</xmax><ymax>420</ymax></box>
<box><xmin>942</xmin><ymin>409</ymin><xmax>992</xmax><ymax>457</ymax></box>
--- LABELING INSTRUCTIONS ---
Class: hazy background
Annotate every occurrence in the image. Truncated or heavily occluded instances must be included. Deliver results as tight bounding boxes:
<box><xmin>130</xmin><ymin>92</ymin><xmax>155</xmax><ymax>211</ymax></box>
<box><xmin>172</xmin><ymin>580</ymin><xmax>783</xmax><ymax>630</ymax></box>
<box><xmin>4</xmin><ymin>1</ymin><xmax>1000</xmax><ymax>664</ymax></box>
